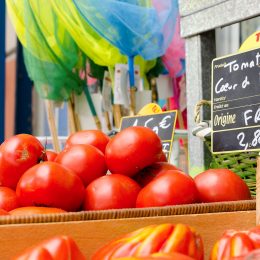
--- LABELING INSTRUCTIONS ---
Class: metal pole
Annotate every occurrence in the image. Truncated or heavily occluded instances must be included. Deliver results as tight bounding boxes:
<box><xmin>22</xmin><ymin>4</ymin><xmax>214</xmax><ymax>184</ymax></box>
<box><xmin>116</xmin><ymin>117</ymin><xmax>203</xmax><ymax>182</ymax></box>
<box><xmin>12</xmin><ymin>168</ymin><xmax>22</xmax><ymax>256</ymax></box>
<box><xmin>0</xmin><ymin>1</ymin><xmax>6</xmax><ymax>142</ymax></box>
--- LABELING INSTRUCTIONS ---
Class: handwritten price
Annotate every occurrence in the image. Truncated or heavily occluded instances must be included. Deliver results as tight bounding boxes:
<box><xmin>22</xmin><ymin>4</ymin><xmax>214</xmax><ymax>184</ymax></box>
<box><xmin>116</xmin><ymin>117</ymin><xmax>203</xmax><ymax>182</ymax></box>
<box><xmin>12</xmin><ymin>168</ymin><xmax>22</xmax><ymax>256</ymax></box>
<box><xmin>237</xmin><ymin>129</ymin><xmax>260</xmax><ymax>150</ymax></box>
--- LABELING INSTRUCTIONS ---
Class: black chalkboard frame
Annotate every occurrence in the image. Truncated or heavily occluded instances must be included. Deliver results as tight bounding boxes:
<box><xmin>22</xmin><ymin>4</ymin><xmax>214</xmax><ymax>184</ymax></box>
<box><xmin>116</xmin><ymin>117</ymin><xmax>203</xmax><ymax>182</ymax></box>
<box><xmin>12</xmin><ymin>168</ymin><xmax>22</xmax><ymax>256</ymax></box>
<box><xmin>211</xmin><ymin>47</ymin><xmax>260</xmax><ymax>154</ymax></box>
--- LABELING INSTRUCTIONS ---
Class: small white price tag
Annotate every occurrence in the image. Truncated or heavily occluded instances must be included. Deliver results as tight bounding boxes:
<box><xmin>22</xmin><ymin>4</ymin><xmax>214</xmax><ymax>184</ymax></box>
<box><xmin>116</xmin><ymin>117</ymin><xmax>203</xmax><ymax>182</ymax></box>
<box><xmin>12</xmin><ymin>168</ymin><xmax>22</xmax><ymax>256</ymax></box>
<box><xmin>135</xmin><ymin>90</ymin><xmax>152</xmax><ymax>113</ymax></box>
<box><xmin>114</xmin><ymin>64</ymin><xmax>129</xmax><ymax>108</ymax></box>
<box><xmin>102</xmin><ymin>71</ymin><xmax>112</xmax><ymax>112</ymax></box>
<box><xmin>156</xmin><ymin>74</ymin><xmax>174</xmax><ymax>99</ymax></box>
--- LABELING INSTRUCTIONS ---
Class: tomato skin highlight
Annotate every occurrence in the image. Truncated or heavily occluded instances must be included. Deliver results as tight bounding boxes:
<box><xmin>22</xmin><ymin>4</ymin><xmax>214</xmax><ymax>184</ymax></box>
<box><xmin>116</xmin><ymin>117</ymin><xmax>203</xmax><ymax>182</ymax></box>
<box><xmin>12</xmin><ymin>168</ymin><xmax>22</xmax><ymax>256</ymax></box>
<box><xmin>194</xmin><ymin>169</ymin><xmax>251</xmax><ymax>203</ymax></box>
<box><xmin>65</xmin><ymin>129</ymin><xmax>110</xmax><ymax>154</ymax></box>
<box><xmin>0</xmin><ymin>134</ymin><xmax>45</xmax><ymax>189</ymax></box>
<box><xmin>84</xmin><ymin>174</ymin><xmax>141</xmax><ymax>211</ymax></box>
<box><xmin>136</xmin><ymin>170</ymin><xmax>199</xmax><ymax>208</ymax></box>
<box><xmin>105</xmin><ymin>126</ymin><xmax>163</xmax><ymax>177</ymax></box>
<box><xmin>16</xmin><ymin>162</ymin><xmax>85</xmax><ymax>212</ymax></box>
<box><xmin>55</xmin><ymin>144</ymin><xmax>107</xmax><ymax>187</ymax></box>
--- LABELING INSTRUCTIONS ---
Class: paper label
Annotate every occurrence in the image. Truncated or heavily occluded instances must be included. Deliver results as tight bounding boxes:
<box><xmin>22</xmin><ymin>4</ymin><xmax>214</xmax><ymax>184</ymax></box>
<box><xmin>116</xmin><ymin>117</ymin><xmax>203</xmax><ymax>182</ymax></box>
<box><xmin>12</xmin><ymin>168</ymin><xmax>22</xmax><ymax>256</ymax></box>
<box><xmin>156</xmin><ymin>74</ymin><xmax>174</xmax><ymax>99</ymax></box>
<box><xmin>102</xmin><ymin>71</ymin><xmax>112</xmax><ymax>112</ymax></box>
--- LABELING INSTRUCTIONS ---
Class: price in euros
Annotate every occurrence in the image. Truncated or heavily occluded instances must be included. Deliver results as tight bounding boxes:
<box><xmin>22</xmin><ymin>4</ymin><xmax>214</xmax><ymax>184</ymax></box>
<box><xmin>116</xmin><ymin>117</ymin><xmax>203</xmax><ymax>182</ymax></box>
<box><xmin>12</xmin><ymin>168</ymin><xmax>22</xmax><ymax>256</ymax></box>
<box><xmin>237</xmin><ymin>129</ymin><xmax>260</xmax><ymax>150</ymax></box>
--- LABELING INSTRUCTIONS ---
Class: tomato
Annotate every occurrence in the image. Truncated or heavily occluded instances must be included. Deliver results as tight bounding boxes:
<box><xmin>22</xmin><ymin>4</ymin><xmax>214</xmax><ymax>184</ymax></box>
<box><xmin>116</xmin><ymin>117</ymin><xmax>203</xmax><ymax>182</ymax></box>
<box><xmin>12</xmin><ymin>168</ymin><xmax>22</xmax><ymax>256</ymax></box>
<box><xmin>194</xmin><ymin>169</ymin><xmax>251</xmax><ymax>202</ymax></box>
<box><xmin>9</xmin><ymin>206</ymin><xmax>66</xmax><ymax>216</ymax></box>
<box><xmin>0</xmin><ymin>208</ymin><xmax>9</xmax><ymax>215</ymax></box>
<box><xmin>0</xmin><ymin>134</ymin><xmax>45</xmax><ymax>189</ymax></box>
<box><xmin>84</xmin><ymin>174</ymin><xmax>141</xmax><ymax>210</ymax></box>
<box><xmin>65</xmin><ymin>129</ymin><xmax>110</xmax><ymax>154</ymax></box>
<box><xmin>210</xmin><ymin>229</ymin><xmax>257</xmax><ymax>259</ymax></box>
<box><xmin>136</xmin><ymin>170</ymin><xmax>199</xmax><ymax>208</ymax></box>
<box><xmin>134</xmin><ymin>162</ymin><xmax>181</xmax><ymax>187</ymax></box>
<box><xmin>92</xmin><ymin>223</ymin><xmax>203</xmax><ymax>260</ymax></box>
<box><xmin>13</xmin><ymin>235</ymin><xmax>86</xmax><ymax>260</ymax></box>
<box><xmin>114</xmin><ymin>252</ymin><xmax>195</xmax><ymax>259</ymax></box>
<box><xmin>16</xmin><ymin>162</ymin><xmax>85</xmax><ymax>212</ymax></box>
<box><xmin>105</xmin><ymin>127</ymin><xmax>162</xmax><ymax>177</ymax></box>
<box><xmin>156</xmin><ymin>151</ymin><xmax>168</xmax><ymax>162</ymax></box>
<box><xmin>45</xmin><ymin>150</ymin><xmax>58</xmax><ymax>162</ymax></box>
<box><xmin>55</xmin><ymin>144</ymin><xmax>107</xmax><ymax>186</ymax></box>
<box><xmin>0</xmin><ymin>186</ymin><xmax>18</xmax><ymax>211</ymax></box>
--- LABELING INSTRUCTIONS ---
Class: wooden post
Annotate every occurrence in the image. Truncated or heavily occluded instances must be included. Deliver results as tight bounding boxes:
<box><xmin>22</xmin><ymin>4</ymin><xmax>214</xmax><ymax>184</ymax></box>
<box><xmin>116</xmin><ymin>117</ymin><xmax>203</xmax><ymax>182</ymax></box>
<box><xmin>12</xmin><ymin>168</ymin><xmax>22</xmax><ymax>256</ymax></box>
<box><xmin>113</xmin><ymin>104</ymin><xmax>122</xmax><ymax>129</ymax></box>
<box><xmin>104</xmin><ymin>111</ymin><xmax>112</xmax><ymax>131</ymax></box>
<box><xmin>130</xmin><ymin>88</ymin><xmax>137</xmax><ymax>116</ymax></box>
<box><xmin>67</xmin><ymin>99</ymin><xmax>76</xmax><ymax>134</ymax></box>
<box><xmin>256</xmin><ymin>156</ymin><xmax>260</xmax><ymax>225</ymax></box>
<box><xmin>44</xmin><ymin>100</ymin><xmax>60</xmax><ymax>153</ymax></box>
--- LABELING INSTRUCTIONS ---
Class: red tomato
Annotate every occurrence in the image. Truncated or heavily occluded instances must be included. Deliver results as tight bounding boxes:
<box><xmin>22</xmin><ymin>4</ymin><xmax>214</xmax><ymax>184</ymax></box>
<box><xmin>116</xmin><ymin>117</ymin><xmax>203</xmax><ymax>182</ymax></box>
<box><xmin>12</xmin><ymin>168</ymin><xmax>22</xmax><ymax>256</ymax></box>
<box><xmin>55</xmin><ymin>144</ymin><xmax>107</xmax><ymax>186</ymax></box>
<box><xmin>45</xmin><ymin>150</ymin><xmax>58</xmax><ymax>162</ymax></box>
<box><xmin>194</xmin><ymin>169</ymin><xmax>251</xmax><ymax>202</ymax></box>
<box><xmin>16</xmin><ymin>162</ymin><xmax>85</xmax><ymax>212</ymax></box>
<box><xmin>0</xmin><ymin>134</ymin><xmax>45</xmax><ymax>189</ymax></box>
<box><xmin>14</xmin><ymin>236</ymin><xmax>86</xmax><ymax>260</ymax></box>
<box><xmin>0</xmin><ymin>208</ymin><xmax>9</xmax><ymax>215</ymax></box>
<box><xmin>136</xmin><ymin>170</ymin><xmax>199</xmax><ymax>208</ymax></box>
<box><xmin>105</xmin><ymin>127</ymin><xmax>162</xmax><ymax>177</ymax></box>
<box><xmin>92</xmin><ymin>223</ymin><xmax>203</xmax><ymax>260</ymax></box>
<box><xmin>157</xmin><ymin>151</ymin><xmax>168</xmax><ymax>162</ymax></box>
<box><xmin>84</xmin><ymin>174</ymin><xmax>141</xmax><ymax>210</ymax></box>
<box><xmin>65</xmin><ymin>129</ymin><xmax>110</xmax><ymax>154</ymax></box>
<box><xmin>134</xmin><ymin>162</ymin><xmax>181</xmax><ymax>187</ymax></box>
<box><xmin>9</xmin><ymin>206</ymin><xmax>66</xmax><ymax>216</ymax></box>
<box><xmin>0</xmin><ymin>186</ymin><xmax>18</xmax><ymax>211</ymax></box>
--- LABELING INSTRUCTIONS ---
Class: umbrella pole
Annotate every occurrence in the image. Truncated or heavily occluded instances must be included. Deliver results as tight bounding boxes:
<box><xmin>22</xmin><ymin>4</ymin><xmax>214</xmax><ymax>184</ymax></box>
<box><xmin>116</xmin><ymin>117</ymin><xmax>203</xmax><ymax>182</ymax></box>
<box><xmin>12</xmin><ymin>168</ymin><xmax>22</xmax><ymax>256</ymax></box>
<box><xmin>44</xmin><ymin>100</ymin><xmax>60</xmax><ymax>152</ymax></box>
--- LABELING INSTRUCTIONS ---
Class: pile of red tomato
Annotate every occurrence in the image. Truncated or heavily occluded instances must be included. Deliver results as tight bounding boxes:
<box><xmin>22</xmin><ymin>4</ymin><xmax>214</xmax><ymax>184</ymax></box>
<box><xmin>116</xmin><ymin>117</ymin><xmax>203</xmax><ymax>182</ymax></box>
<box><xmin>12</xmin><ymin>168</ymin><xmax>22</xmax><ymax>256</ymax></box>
<box><xmin>0</xmin><ymin>126</ymin><xmax>252</xmax><ymax>215</ymax></box>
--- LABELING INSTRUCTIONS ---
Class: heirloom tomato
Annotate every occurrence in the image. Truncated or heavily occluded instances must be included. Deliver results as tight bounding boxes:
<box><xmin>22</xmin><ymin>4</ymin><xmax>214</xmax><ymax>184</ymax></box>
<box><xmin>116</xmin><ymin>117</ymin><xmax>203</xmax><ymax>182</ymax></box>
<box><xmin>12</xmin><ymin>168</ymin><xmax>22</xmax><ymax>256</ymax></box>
<box><xmin>65</xmin><ymin>129</ymin><xmax>110</xmax><ymax>154</ymax></box>
<box><xmin>210</xmin><ymin>227</ymin><xmax>260</xmax><ymax>259</ymax></box>
<box><xmin>136</xmin><ymin>170</ymin><xmax>199</xmax><ymax>208</ymax></box>
<box><xmin>0</xmin><ymin>186</ymin><xmax>18</xmax><ymax>211</ymax></box>
<box><xmin>92</xmin><ymin>223</ymin><xmax>203</xmax><ymax>260</ymax></box>
<box><xmin>0</xmin><ymin>134</ymin><xmax>45</xmax><ymax>189</ymax></box>
<box><xmin>105</xmin><ymin>126</ymin><xmax>162</xmax><ymax>177</ymax></box>
<box><xmin>0</xmin><ymin>208</ymin><xmax>9</xmax><ymax>215</ymax></box>
<box><xmin>13</xmin><ymin>235</ymin><xmax>86</xmax><ymax>260</ymax></box>
<box><xmin>55</xmin><ymin>144</ymin><xmax>107</xmax><ymax>186</ymax></box>
<box><xmin>84</xmin><ymin>174</ymin><xmax>141</xmax><ymax>210</ymax></box>
<box><xmin>114</xmin><ymin>252</ymin><xmax>195</xmax><ymax>259</ymax></box>
<box><xmin>16</xmin><ymin>162</ymin><xmax>85</xmax><ymax>212</ymax></box>
<box><xmin>194</xmin><ymin>169</ymin><xmax>251</xmax><ymax>202</ymax></box>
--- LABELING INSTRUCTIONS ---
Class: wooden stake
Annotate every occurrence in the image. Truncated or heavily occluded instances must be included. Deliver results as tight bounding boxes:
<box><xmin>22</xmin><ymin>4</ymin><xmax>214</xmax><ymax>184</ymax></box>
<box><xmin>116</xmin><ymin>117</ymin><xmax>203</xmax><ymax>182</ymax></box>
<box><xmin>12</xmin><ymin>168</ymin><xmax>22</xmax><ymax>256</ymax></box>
<box><xmin>104</xmin><ymin>111</ymin><xmax>112</xmax><ymax>131</ymax></box>
<box><xmin>44</xmin><ymin>100</ymin><xmax>60</xmax><ymax>153</ymax></box>
<box><xmin>130</xmin><ymin>87</ymin><xmax>137</xmax><ymax>116</ymax></box>
<box><xmin>113</xmin><ymin>104</ymin><xmax>122</xmax><ymax>129</ymax></box>
<box><xmin>256</xmin><ymin>156</ymin><xmax>260</xmax><ymax>225</ymax></box>
<box><xmin>67</xmin><ymin>99</ymin><xmax>76</xmax><ymax>134</ymax></box>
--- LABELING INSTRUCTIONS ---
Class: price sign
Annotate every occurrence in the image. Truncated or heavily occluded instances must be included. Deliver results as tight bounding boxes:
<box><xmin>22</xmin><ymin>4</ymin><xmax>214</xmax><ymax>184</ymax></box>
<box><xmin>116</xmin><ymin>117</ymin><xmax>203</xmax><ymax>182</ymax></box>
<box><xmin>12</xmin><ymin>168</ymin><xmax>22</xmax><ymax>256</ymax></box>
<box><xmin>120</xmin><ymin>110</ymin><xmax>177</xmax><ymax>160</ymax></box>
<box><xmin>212</xmin><ymin>47</ymin><xmax>260</xmax><ymax>153</ymax></box>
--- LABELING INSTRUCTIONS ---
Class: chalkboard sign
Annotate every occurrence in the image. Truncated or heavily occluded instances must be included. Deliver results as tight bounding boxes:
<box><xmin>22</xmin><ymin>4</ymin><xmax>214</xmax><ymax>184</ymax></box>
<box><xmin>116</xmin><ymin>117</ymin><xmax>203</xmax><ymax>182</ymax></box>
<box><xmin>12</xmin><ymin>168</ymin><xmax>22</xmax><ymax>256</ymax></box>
<box><xmin>120</xmin><ymin>110</ymin><xmax>177</xmax><ymax>160</ymax></box>
<box><xmin>212</xmin><ymin>47</ymin><xmax>260</xmax><ymax>153</ymax></box>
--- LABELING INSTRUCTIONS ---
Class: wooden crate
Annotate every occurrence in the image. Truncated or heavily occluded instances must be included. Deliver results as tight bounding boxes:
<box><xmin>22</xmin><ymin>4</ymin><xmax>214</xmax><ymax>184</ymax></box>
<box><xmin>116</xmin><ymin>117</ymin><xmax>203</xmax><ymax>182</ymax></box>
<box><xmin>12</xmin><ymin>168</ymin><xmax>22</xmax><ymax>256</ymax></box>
<box><xmin>0</xmin><ymin>201</ymin><xmax>256</xmax><ymax>259</ymax></box>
